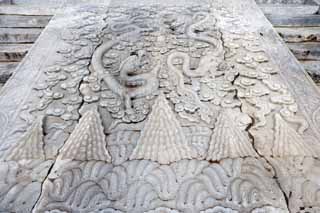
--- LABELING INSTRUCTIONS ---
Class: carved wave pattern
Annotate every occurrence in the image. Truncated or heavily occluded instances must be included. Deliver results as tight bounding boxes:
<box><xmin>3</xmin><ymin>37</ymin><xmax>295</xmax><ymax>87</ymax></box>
<box><xmin>268</xmin><ymin>157</ymin><xmax>320</xmax><ymax>212</ymax></box>
<box><xmin>0</xmin><ymin>160</ymin><xmax>53</xmax><ymax>213</ymax></box>
<box><xmin>34</xmin><ymin>158</ymin><xmax>287</xmax><ymax>212</ymax></box>
<box><xmin>3</xmin><ymin>3</ymin><xmax>314</xmax><ymax>213</ymax></box>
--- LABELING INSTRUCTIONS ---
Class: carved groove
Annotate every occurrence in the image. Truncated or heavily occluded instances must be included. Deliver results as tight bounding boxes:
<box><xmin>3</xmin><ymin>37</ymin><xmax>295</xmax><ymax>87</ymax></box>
<box><xmin>3</xmin><ymin>118</ymin><xmax>45</xmax><ymax>161</ymax></box>
<box><xmin>206</xmin><ymin>110</ymin><xmax>258</xmax><ymax>161</ymax></box>
<box><xmin>130</xmin><ymin>94</ymin><xmax>197</xmax><ymax>164</ymax></box>
<box><xmin>59</xmin><ymin>109</ymin><xmax>112</xmax><ymax>162</ymax></box>
<box><xmin>272</xmin><ymin>113</ymin><xmax>318</xmax><ymax>157</ymax></box>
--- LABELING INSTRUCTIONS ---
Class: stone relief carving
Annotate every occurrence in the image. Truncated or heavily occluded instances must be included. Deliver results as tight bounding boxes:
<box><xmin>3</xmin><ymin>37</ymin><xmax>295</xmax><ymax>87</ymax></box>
<box><xmin>268</xmin><ymin>157</ymin><xmax>320</xmax><ymax>213</ymax></box>
<box><xmin>32</xmin><ymin>4</ymin><xmax>290</xmax><ymax>212</ymax></box>
<box><xmin>213</xmin><ymin>6</ymin><xmax>319</xmax><ymax>159</ymax></box>
<box><xmin>0</xmin><ymin>8</ymin><xmax>108</xmax><ymax>212</ymax></box>
<box><xmin>0</xmin><ymin>1</ymin><xmax>320</xmax><ymax>212</ymax></box>
<box><xmin>206</xmin><ymin>109</ymin><xmax>258</xmax><ymax>161</ymax></box>
<box><xmin>59</xmin><ymin>109</ymin><xmax>112</xmax><ymax>162</ymax></box>
<box><xmin>0</xmin><ymin>160</ymin><xmax>53</xmax><ymax>212</ymax></box>
<box><xmin>130</xmin><ymin>93</ymin><xmax>197</xmax><ymax>164</ymax></box>
<box><xmin>0</xmin><ymin>118</ymin><xmax>53</xmax><ymax>212</ymax></box>
<box><xmin>34</xmin><ymin>158</ymin><xmax>287</xmax><ymax>213</ymax></box>
<box><xmin>1</xmin><ymin>117</ymin><xmax>45</xmax><ymax>161</ymax></box>
<box><xmin>92</xmin><ymin>40</ymin><xmax>160</xmax><ymax>113</ymax></box>
<box><xmin>272</xmin><ymin>113</ymin><xmax>317</xmax><ymax>157</ymax></box>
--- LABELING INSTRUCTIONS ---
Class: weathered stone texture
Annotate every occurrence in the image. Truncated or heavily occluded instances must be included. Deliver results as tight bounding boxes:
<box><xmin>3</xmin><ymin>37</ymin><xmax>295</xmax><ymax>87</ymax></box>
<box><xmin>0</xmin><ymin>0</ymin><xmax>320</xmax><ymax>212</ymax></box>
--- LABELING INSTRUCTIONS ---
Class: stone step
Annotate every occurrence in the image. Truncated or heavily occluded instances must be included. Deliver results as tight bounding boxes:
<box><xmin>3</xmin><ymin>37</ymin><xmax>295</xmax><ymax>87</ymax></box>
<box><xmin>0</xmin><ymin>43</ymin><xmax>32</xmax><ymax>62</ymax></box>
<box><xmin>0</xmin><ymin>0</ymin><xmax>113</xmax><ymax>15</ymax></box>
<box><xmin>0</xmin><ymin>14</ymin><xmax>51</xmax><ymax>28</ymax></box>
<box><xmin>0</xmin><ymin>62</ymin><xmax>18</xmax><ymax>83</ymax></box>
<box><xmin>267</xmin><ymin>14</ymin><xmax>320</xmax><ymax>27</ymax></box>
<box><xmin>300</xmin><ymin>60</ymin><xmax>320</xmax><ymax>75</ymax></box>
<box><xmin>0</xmin><ymin>0</ymin><xmax>12</xmax><ymax>4</ymax></box>
<box><xmin>256</xmin><ymin>0</ymin><xmax>317</xmax><ymax>3</ymax></box>
<box><xmin>300</xmin><ymin>60</ymin><xmax>320</xmax><ymax>84</ymax></box>
<box><xmin>0</xmin><ymin>27</ymin><xmax>42</xmax><ymax>43</ymax></box>
<box><xmin>0</xmin><ymin>5</ymin><xmax>58</xmax><ymax>15</ymax></box>
<box><xmin>287</xmin><ymin>42</ymin><xmax>320</xmax><ymax>60</ymax></box>
<box><xmin>276</xmin><ymin>27</ymin><xmax>320</xmax><ymax>42</ymax></box>
<box><xmin>259</xmin><ymin>4</ymin><xmax>319</xmax><ymax>16</ymax></box>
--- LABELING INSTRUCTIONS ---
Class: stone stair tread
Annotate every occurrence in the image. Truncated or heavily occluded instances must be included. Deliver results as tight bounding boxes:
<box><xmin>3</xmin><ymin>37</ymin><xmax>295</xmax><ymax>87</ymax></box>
<box><xmin>277</xmin><ymin>27</ymin><xmax>320</xmax><ymax>42</ymax></box>
<box><xmin>0</xmin><ymin>27</ymin><xmax>42</xmax><ymax>43</ymax></box>
<box><xmin>0</xmin><ymin>62</ymin><xmax>18</xmax><ymax>83</ymax></box>
<box><xmin>0</xmin><ymin>43</ymin><xmax>32</xmax><ymax>62</ymax></box>
<box><xmin>300</xmin><ymin>60</ymin><xmax>320</xmax><ymax>84</ymax></box>
<box><xmin>259</xmin><ymin>4</ymin><xmax>319</xmax><ymax>16</ymax></box>
<box><xmin>287</xmin><ymin>42</ymin><xmax>320</xmax><ymax>60</ymax></box>
<box><xmin>0</xmin><ymin>14</ymin><xmax>51</xmax><ymax>28</ymax></box>
<box><xmin>267</xmin><ymin>14</ymin><xmax>320</xmax><ymax>27</ymax></box>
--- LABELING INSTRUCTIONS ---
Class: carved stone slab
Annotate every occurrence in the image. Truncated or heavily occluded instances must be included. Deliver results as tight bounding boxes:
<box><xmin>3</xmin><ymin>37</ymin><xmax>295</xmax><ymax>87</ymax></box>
<box><xmin>0</xmin><ymin>0</ymin><xmax>320</xmax><ymax>212</ymax></box>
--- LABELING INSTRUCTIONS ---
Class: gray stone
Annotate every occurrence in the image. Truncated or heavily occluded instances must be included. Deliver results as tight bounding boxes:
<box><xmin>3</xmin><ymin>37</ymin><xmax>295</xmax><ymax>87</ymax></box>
<box><xmin>0</xmin><ymin>28</ymin><xmax>43</xmax><ymax>44</ymax></box>
<box><xmin>0</xmin><ymin>0</ymin><xmax>320</xmax><ymax>212</ymax></box>
<box><xmin>277</xmin><ymin>27</ymin><xmax>320</xmax><ymax>42</ymax></box>
<box><xmin>301</xmin><ymin>60</ymin><xmax>320</xmax><ymax>84</ymax></box>
<box><xmin>0</xmin><ymin>43</ymin><xmax>31</xmax><ymax>62</ymax></box>
<box><xmin>259</xmin><ymin>4</ymin><xmax>319</xmax><ymax>16</ymax></box>
<box><xmin>266</xmin><ymin>14</ymin><xmax>320</xmax><ymax>27</ymax></box>
<box><xmin>0</xmin><ymin>14</ymin><xmax>51</xmax><ymax>28</ymax></box>
<box><xmin>0</xmin><ymin>0</ymin><xmax>12</xmax><ymax>4</ymax></box>
<box><xmin>0</xmin><ymin>62</ymin><xmax>18</xmax><ymax>83</ymax></box>
<box><xmin>287</xmin><ymin>42</ymin><xmax>320</xmax><ymax>60</ymax></box>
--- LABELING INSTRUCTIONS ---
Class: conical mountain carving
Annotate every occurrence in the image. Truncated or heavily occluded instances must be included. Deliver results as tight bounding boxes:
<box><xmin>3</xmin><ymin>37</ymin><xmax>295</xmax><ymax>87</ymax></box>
<box><xmin>4</xmin><ymin>117</ymin><xmax>45</xmax><ymax>161</ymax></box>
<box><xmin>206</xmin><ymin>110</ymin><xmax>258</xmax><ymax>161</ymax></box>
<box><xmin>272</xmin><ymin>113</ymin><xmax>317</xmax><ymax>157</ymax></box>
<box><xmin>130</xmin><ymin>93</ymin><xmax>197</xmax><ymax>164</ymax></box>
<box><xmin>59</xmin><ymin>109</ymin><xmax>112</xmax><ymax>162</ymax></box>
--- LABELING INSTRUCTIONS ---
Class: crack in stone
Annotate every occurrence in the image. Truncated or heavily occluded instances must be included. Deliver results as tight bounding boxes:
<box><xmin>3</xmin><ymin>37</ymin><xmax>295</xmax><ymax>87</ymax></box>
<box><xmin>30</xmin><ymin>16</ymin><xmax>109</xmax><ymax>212</ymax></box>
<box><xmin>76</xmin><ymin>21</ymin><xmax>109</xmax><ymax>117</ymax></box>
<box><xmin>218</xmin><ymin>25</ymin><xmax>291</xmax><ymax>211</ymax></box>
<box><xmin>244</xmin><ymin>113</ymin><xmax>290</xmax><ymax>209</ymax></box>
<box><xmin>30</xmin><ymin>10</ymin><xmax>293</xmax><ymax>212</ymax></box>
<box><xmin>30</xmin><ymin>158</ymin><xmax>55</xmax><ymax>212</ymax></box>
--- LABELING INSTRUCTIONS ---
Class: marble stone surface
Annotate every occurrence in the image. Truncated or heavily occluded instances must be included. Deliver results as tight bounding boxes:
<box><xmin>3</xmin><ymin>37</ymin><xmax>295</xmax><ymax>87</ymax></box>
<box><xmin>0</xmin><ymin>0</ymin><xmax>320</xmax><ymax>212</ymax></box>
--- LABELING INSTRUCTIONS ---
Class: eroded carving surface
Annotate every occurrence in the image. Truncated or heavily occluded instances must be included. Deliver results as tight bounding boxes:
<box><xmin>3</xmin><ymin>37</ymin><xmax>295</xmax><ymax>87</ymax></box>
<box><xmin>0</xmin><ymin>118</ymin><xmax>53</xmax><ymax>213</ymax></box>
<box><xmin>206</xmin><ymin>109</ymin><xmax>257</xmax><ymax>161</ymax></box>
<box><xmin>34</xmin><ymin>158</ymin><xmax>287</xmax><ymax>212</ymax></box>
<box><xmin>0</xmin><ymin>0</ymin><xmax>319</xmax><ymax>212</ymax></box>
<box><xmin>130</xmin><ymin>93</ymin><xmax>197</xmax><ymax>164</ymax></box>
<box><xmin>59</xmin><ymin>109</ymin><xmax>112</xmax><ymax>162</ymax></box>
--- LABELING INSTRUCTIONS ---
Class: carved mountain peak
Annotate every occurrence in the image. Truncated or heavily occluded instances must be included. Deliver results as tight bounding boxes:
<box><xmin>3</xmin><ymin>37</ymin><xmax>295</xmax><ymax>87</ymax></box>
<box><xmin>206</xmin><ymin>109</ymin><xmax>258</xmax><ymax>161</ymax></box>
<box><xmin>59</xmin><ymin>109</ymin><xmax>112</xmax><ymax>162</ymax></box>
<box><xmin>272</xmin><ymin>113</ymin><xmax>317</xmax><ymax>157</ymax></box>
<box><xmin>130</xmin><ymin>93</ymin><xmax>197</xmax><ymax>164</ymax></box>
<box><xmin>4</xmin><ymin>117</ymin><xmax>45</xmax><ymax>161</ymax></box>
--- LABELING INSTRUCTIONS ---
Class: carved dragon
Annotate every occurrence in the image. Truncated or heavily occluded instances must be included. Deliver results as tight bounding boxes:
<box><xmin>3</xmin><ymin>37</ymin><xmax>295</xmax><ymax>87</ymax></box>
<box><xmin>91</xmin><ymin>19</ymin><xmax>160</xmax><ymax>112</ymax></box>
<box><xmin>166</xmin><ymin>12</ymin><xmax>223</xmax><ymax>123</ymax></box>
<box><xmin>186</xmin><ymin>12</ymin><xmax>223</xmax><ymax>53</ymax></box>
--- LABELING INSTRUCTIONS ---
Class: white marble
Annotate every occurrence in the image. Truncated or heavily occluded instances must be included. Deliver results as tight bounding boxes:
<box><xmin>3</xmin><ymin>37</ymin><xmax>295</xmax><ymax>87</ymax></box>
<box><xmin>0</xmin><ymin>0</ymin><xmax>320</xmax><ymax>212</ymax></box>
